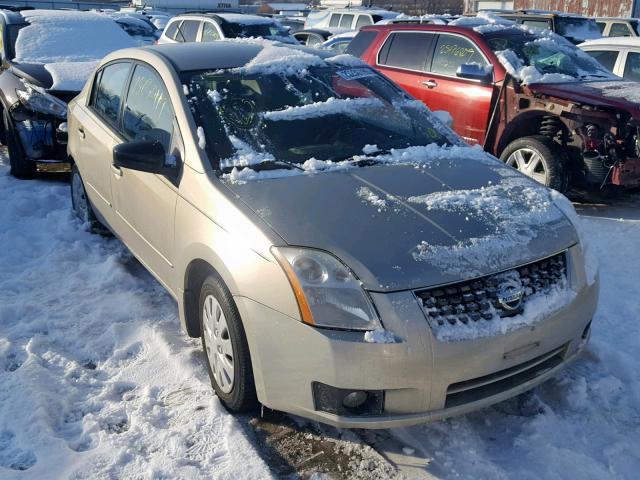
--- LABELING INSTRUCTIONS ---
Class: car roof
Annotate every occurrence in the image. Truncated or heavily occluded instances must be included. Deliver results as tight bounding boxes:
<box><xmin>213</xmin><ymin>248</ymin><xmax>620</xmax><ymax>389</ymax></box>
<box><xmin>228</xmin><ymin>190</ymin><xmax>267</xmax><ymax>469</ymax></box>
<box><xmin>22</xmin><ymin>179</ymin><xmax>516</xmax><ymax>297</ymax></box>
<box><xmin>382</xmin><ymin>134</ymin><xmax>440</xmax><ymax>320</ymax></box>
<box><xmin>141</xmin><ymin>41</ymin><xmax>333</xmax><ymax>72</ymax></box>
<box><xmin>595</xmin><ymin>17</ymin><xmax>638</xmax><ymax>21</ymax></box>
<box><xmin>580</xmin><ymin>37</ymin><xmax>640</xmax><ymax>47</ymax></box>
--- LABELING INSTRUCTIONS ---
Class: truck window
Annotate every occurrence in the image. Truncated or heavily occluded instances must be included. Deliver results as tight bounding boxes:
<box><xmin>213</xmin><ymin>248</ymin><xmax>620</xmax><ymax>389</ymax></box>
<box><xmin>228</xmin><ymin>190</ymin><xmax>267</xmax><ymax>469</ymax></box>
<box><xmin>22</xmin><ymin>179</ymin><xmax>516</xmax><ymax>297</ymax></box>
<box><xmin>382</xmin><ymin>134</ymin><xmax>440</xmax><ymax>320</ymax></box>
<box><xmin>610</xmin><ymin>23</ymin><xmax>633</xmax><ymax>37</ymax></box>
<box><xmin>378</xmin><ymin>32</ymin><xmax>433</xmax><ymax>71</ymax></box>
<box><xmin>355</xmin><ymin>15</ymin><xmax>372</xmax><ymax>29</ymax></box>
<box><xmin>430</xmin><ymin>34</ymin><xmax>487</xmax><ymax>77</ymax></box>
<box><xmin>624</xmin><ymin>52</ymin><xmax>640</xmax><ymax>81</ymax></box>
<box><xmin>329</xmin><ymin>14</ymin><xmax>340</xmax><ymax>28</ymax></box>
<box><xmin>585</xmin><ymin>50</ymin><xmax>619</xmax><ymax>72</ymax></box>
<box><xmin>339</xmin><ymin>14</ymin><xmax>354</xmax><ymax>29</ymax></box>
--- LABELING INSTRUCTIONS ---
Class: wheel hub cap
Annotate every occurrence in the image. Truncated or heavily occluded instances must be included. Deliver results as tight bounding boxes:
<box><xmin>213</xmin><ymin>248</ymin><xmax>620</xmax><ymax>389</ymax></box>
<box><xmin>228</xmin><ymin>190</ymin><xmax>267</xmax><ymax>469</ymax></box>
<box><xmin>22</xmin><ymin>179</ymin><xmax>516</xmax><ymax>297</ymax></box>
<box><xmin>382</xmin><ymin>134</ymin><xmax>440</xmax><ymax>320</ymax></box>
<box><xmin>506</xmin><ymin>148</ymin><xmax>549</xmax><ymax>185</ymax></box>
<box><xmin>202</xmin><ymin>295</ymin><xmax>234</xmax><ymax>393</ymax></box>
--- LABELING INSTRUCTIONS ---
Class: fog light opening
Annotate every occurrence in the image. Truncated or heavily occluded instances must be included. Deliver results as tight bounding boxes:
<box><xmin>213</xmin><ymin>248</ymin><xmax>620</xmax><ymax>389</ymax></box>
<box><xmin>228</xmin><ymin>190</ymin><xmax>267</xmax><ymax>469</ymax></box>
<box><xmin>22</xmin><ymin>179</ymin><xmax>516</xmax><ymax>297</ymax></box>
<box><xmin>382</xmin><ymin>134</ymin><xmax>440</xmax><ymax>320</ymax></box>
<box><xmin>342</xmin><ymin>391</ymin><xmax>368</xmax><ymax>409</ymax></box>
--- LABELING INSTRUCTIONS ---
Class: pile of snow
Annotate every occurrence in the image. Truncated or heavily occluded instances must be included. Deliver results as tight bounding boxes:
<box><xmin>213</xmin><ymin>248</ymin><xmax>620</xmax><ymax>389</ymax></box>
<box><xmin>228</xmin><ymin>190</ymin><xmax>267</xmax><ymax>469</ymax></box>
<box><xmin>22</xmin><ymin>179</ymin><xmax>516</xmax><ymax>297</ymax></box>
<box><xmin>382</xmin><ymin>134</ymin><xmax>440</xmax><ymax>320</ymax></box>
<box><xmin>263</xmin><ymin>97</ymin><xmax>383</xmax><ymax>122</ymax></box>
<box><xmin>356</xmin><ymin>186</ymin><xmax>387</xmax><ymax>212</ymax></box>
<box><xmin>0</xmin><ymin>153</ymin><xmax>272</xmax><ymax>478</ymax></box>
<box><xmin>14</xmin><ymin>10</ymin><xmax>135</xmax><ymax>91</ymax></box>
<box><xmin>363</xmin><ymin>328</ymin><xmax>397</xmax><ymax>344</ymax></box>
<box><xmin>449</xmin><ymin>11</ymin><xmax>515</xmax><ymax>29</ymax></box>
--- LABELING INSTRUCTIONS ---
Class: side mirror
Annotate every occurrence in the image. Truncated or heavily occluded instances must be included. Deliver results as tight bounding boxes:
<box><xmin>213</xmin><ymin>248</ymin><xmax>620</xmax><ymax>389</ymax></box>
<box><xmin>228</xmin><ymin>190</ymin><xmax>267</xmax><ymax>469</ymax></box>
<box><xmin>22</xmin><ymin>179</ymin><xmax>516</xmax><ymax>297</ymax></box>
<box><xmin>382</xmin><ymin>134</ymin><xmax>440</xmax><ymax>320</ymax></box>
<box><xmin>456</xmin><ymin>63</ymin><xmax>494</xmax><ymax>84</ymax></box>
<box><xmin>113</xmin><ymin>140</ymin><xmax>176</xmax><ymax>176</ymax></box>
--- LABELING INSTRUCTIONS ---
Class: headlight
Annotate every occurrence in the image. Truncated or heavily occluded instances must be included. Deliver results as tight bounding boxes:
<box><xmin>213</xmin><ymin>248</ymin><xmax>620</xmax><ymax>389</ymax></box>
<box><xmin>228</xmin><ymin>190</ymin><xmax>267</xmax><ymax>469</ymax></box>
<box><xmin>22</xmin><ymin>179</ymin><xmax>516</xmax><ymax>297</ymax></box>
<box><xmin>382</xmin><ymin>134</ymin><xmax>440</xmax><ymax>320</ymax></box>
<box><xmin>550</xmin><ymin>190</ymin><xmax>598</xmax><ymax>285</ymax></box>
<box><xmin>16</xmin><ymin>82</ymin><xmax>67</xmax><ymax>119</ymax></box>
<box><xmin>272</xmin><ymin>247</ymin><xmax>381</xmax><ymax>331</ymax></box>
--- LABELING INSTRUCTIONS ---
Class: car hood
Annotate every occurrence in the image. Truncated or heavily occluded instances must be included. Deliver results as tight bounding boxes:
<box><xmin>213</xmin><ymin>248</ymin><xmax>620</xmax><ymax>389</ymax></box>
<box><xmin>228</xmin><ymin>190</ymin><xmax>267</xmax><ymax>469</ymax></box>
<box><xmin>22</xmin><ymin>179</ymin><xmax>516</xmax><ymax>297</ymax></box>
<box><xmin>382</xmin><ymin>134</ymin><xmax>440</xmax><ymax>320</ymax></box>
<box><xmin>528</xmin><ymin>80</ymin><xmax>640</xmax><ymax>117</ymax></box>
<box><xmin>225</xmin><ymin>158</ymin><xmax>578</xmax><ymax>292</ymax></box>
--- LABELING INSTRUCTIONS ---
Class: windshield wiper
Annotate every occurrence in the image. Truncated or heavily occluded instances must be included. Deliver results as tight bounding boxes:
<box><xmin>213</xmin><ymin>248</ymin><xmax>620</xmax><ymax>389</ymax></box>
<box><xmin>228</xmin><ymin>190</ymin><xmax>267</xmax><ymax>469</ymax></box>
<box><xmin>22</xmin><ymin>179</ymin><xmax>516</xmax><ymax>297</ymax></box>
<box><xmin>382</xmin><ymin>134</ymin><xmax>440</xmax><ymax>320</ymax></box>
<box><xmin>220</xmin><ymin>159</ymin><xmax>303</xmax><ymax>174</ymax></box>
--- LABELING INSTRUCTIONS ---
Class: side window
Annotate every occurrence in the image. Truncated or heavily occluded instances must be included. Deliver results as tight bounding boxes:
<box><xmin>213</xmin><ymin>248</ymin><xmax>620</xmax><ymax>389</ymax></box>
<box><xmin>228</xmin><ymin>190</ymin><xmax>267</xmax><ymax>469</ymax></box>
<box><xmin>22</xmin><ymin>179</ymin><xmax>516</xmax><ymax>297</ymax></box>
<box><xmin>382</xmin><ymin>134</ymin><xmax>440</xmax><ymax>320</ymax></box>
<box><xmin>346</xmin><ymin>30</ymin><xmax>377</xmax><ymax>57</ymax></box>
<box><xmin>201</xmin><ymin>22</ymin><xmax>220</xmax><ymax>42</ymax></box>
<box><xmin>430</xmin><ymin>34</ymin><xmax>487</xmax><ymax>77</ymax></box>
<box><xmin>596</xmin><ymin>22</ymin><xmax>606</xmax><ymax>33</ymax></box>
<box><xmin>610</xmin><ymin>23</ymin><xmax>633</xmax><ymax>37</ymax></box>
<box><xmin>521</xmin><ymin>19</ymin><xmax>552</xmax><ymax>31</ymax></box>
<box><xmin>378</xmin><ymin>32</ymin><xmax>433</xmax><ymax>71</ymax></box>
<box><xmin>339</xmin><ymin>14</ymin><xmax>354</xmax><ymax>29</ymax></box>
<box><xmin>164</xmin><ymin>20</ymin><xmax>178</xmax><ymax>39</ymax></box>
<box><xmin>307</xmin><ymin>34</ymin><xmax>323</xmax><ymax>46</ymax></box>
<box><xmin>329</xmin><ymin>14</ymin><xmax>340</xmax><ymax>28</ymax></box>
<box><xmin>624</xmin><ymin>52</ymin><xmax>640</xmax><ymax>81</ymax></box>
<box><xmin>355</xmin><ymin>15</ymin><xmax>372</xmax><ymax>29</ymax></box>
<box><xmin>123</xmin><ymin>65</ymin><xmax>174</xmax><ymax>151</ymax></box>
<box><xmin>175</xmin><ymin>20</ymin><xmax>200</xmax><ymax>43</ymax></box>
<box><xmin>585</xmin><ymin>50</ymin><xmax>619</xmax><ymax>72</ymax></box>
<box><xmin>90</xmin><ymin>62</ymin><xmax>131</xmax><ymax>128</ymax></box>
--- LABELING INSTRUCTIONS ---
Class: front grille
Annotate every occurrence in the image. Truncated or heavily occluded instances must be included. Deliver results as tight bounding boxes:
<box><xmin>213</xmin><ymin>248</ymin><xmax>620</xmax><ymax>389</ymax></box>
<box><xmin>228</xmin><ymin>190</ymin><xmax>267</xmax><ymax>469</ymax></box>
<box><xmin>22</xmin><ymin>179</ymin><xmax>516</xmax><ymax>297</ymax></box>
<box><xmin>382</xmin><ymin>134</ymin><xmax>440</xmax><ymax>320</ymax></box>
<box><xmin>444</xmin><ymin>344</ymin><xmax>567</xmax><ymax>408</ymax></box>
<box><xmin>415</xmin><ymin>252</ymin><xmax>567</xmax><ymax>329</ymax></box>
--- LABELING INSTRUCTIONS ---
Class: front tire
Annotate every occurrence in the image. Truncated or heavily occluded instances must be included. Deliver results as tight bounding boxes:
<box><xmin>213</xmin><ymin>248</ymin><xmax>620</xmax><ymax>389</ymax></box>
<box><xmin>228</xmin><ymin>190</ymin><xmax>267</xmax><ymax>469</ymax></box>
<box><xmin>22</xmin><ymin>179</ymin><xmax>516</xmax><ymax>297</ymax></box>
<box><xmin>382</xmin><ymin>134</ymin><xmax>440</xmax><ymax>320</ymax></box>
<box><xmin>500</xmin><ymin>135</ymin><xmax>568</xmax><ymax>192</ymax></box>
<box><xmin>4</xmin><ymin>110</ymin><xmax>35</xmax><ymax>179</ymax></box>
<box><xmin>200</xmin><ymin>273</ymin><xmax>258</xmax><ymax>412</ymax></box>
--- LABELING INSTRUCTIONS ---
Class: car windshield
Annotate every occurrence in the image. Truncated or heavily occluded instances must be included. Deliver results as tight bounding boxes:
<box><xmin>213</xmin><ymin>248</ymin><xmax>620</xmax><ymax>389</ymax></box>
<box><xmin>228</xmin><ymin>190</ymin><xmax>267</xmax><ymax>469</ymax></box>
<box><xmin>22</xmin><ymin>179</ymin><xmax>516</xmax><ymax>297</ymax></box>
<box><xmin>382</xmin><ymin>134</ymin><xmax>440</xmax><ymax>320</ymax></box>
<box><xmin>185</xmin><ymin>65</ymin><xmax>452</xmax><ymax>171</ymax></box>
<box><xmin>555</xmin><ymin>17</ymin><xmax>601</xmax><ymax>41</ymax></box>
<box><xmin>219</xmin><ymin>21</ymin><xmax>296</xmax><ymax>43</ymax></box>
<box><xmin>483</xmin><ymin>30</ymin><xmax>613</xmax><ymax>82</ymax></box>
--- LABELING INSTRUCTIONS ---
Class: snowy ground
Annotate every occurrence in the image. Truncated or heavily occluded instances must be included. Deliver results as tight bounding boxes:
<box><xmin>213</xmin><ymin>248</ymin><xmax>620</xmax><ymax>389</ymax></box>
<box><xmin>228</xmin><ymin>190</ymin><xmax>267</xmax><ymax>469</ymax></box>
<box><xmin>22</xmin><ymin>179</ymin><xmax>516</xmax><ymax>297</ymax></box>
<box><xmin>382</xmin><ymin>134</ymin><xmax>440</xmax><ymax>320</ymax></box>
<box><xmin>1</xmin><ymin>149</ymin><xmax>638</xmax><ymax>479</ymax></box>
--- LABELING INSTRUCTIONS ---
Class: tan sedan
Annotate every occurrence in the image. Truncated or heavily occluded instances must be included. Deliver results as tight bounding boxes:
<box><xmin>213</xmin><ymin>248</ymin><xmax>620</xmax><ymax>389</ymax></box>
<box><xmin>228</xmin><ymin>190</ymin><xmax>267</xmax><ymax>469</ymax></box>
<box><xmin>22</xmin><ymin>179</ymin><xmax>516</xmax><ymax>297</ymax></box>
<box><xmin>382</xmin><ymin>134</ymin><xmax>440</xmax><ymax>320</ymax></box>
<box><xmin>67</xmin><ymin>41</ymin><xmax>598</xmax><ymax>428</ymax></box>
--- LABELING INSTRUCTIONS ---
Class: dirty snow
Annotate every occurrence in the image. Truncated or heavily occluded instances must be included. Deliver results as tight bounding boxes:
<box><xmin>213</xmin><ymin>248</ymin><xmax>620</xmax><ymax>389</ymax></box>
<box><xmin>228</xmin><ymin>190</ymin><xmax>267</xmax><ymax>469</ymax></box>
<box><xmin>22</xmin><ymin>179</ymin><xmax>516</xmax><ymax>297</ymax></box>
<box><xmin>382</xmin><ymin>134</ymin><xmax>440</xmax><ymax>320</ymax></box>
<box><xmin>1</xmin><ymin>149</ymin><xmax>640</xmax><ymax>478</ymax></box>
<box><xmin>0</xmin><ymin>153</ymin><xmax>271</xmax><ymax>479</ymax></box>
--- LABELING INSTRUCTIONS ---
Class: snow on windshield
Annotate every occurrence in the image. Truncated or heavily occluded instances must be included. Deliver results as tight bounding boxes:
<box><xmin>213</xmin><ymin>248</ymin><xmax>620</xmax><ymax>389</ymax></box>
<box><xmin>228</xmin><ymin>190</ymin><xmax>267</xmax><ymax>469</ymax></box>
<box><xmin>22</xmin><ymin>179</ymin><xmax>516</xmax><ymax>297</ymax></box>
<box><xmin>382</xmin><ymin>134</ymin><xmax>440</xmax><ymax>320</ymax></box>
<box><xmin>15</xmin><ymin>11</ymin><xmax>135</xmax><ymax>64</ymax></box>
<box><xmin>481</xmin><ymin>25</ymin><xmax>616</xmax><ymax>84</ymax></box>
<box><xmin>262</xmin><ymin>97</ymin><xmax>384</xmax><ymax>122</ymax></box>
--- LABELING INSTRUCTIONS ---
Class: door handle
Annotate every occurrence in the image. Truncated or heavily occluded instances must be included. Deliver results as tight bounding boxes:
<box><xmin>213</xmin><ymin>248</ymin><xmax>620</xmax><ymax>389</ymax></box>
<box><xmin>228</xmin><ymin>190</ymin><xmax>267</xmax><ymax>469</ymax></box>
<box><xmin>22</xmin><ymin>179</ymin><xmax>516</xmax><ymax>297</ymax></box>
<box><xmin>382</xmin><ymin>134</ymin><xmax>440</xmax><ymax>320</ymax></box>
<box><xmin>77</xmin><ymin>127</ymin><xmax>85</xmax><ymax>139</ymax></box>
<box><xmin>422</xmin><ymin>80</ymin><xmax>438</xmax><ymax>89</ymax></box>
<box><xmin>111</xmin><ymin>164</ymin><xmax>122</xmax><ymax>177</ymax></box>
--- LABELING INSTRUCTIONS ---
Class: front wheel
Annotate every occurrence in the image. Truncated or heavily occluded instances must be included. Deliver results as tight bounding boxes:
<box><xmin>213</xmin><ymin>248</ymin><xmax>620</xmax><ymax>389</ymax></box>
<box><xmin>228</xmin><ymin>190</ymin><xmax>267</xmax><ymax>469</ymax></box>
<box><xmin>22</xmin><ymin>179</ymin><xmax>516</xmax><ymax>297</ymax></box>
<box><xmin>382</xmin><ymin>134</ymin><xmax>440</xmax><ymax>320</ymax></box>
<box><xmin>500</xmin><ymin>135</ymin><xmax>568</xmax><ymax>192</ymax></box>
<box><xmin>200</xmin><ymin>273</ymin><xmax>258</xmax><ymax>412</ymax></box>
<box><xmin>4</xmin><ymin>110</ymin><xmax>35</xmax><ymax>179</ymax></box>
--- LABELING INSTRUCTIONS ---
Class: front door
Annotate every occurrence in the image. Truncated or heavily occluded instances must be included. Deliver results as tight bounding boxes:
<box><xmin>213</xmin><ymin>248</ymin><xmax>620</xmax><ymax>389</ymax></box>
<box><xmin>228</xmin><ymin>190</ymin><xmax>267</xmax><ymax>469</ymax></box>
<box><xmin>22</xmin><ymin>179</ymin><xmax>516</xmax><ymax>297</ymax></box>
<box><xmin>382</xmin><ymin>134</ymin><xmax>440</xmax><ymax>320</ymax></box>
<box><xmin>110</xmin><ymin>63</ymin><xmax>180</xmax><ymax>291</ymax></box>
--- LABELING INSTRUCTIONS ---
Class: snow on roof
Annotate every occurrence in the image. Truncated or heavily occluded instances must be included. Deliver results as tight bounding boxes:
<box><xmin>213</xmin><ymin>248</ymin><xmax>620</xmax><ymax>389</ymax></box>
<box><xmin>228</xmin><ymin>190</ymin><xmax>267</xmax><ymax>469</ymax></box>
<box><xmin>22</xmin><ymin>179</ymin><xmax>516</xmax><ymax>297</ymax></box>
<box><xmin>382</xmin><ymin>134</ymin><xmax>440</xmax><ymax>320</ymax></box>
<box><xmin>580</xmin><ymin>37</ymin><xmax>640</xmax><ymax>48</ymax></box>
<box><xmin>449</xmin><ymin>11</ymin><xmax>514</xmax><ymax>29</ymax></box>
<box><xmin>15</xmin><ymin>10</ymin><xmax>135</xmax><ymax>64</ymax></box>
<box><xmin>217</xmin><ymin>13</ymin><xmax>278</xmax><ymax>25</ymax></box>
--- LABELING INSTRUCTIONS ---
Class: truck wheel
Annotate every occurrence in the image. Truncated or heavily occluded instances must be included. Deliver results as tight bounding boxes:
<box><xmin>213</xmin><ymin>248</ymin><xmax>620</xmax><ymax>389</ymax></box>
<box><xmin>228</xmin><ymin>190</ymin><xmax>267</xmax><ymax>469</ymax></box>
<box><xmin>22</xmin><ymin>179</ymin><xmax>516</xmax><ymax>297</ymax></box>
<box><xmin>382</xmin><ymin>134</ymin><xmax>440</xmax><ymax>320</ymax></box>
<box><xmin>200</xmin><ymin>273</ymin><xmax>258</xmax><ymax>412</ymax></box>
<box><xmin>4</xmin><ymin>110</ymin><xmax>35</xmax><ymax>179</ymax></box>
<box><xmin>500</xmin><ymin>136</ymin><xmax>568</xmax><ymax>192</ymax></box>
<box><xmin>70</xmin><ymin>164</ymin><xmax>103</xmax><ymax>233</ymax></box>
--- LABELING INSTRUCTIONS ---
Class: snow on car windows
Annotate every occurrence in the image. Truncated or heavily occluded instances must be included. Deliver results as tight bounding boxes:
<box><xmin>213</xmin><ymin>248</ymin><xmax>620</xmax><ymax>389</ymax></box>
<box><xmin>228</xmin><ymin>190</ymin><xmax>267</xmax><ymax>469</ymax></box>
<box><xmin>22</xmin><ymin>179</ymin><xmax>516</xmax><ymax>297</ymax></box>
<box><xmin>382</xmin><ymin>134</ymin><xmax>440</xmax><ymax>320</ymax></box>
<box><xmin>482</xmin><ymin>28</ymin><xmax>615</xmax><ymax>84</ymax></box>
<box><xmin>186</xmin><ymin>64</ymin><xmax>453</xmax><ymax>171</ymax></box>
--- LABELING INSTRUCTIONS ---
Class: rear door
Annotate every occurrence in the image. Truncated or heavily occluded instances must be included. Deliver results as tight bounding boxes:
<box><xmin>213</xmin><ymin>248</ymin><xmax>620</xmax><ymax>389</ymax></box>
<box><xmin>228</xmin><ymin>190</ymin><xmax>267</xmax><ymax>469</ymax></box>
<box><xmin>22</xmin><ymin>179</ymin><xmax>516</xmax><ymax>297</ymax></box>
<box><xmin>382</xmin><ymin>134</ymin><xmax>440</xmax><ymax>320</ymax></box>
<box><xmin>420</xmin><ymin>33</ymin><xmax>495</xmax><ymax>145</ymax></box>
<box><xmin>74</xmin><ymin>61</ymin><xmax>132</xmax><ymax>220</ymax></box>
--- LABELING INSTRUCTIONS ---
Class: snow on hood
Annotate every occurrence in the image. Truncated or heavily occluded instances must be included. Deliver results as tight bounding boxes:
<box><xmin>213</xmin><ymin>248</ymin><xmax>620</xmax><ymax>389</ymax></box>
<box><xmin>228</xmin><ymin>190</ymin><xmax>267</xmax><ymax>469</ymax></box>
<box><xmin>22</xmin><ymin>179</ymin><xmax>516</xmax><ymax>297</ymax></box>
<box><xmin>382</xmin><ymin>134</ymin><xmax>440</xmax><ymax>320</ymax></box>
<box><xmin>581</xmin><ymin>80</ymin><xmax>640</xmax><ymax>104</ymax></box>
<box><xmin>15</xmin><ymin>10</ymin><xmax>135</xmax><ymax>64</ymax></box>
<box><xmin>223</xmin><ymin>148</ymin><xmax>578</xmax><ymax>291</ymax></box>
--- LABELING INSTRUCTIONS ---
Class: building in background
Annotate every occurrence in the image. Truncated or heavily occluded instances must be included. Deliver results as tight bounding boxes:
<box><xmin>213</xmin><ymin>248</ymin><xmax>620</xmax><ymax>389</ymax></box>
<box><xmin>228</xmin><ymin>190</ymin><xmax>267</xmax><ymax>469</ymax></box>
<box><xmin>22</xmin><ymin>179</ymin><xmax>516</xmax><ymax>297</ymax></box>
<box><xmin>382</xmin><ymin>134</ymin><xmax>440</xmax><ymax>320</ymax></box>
<box><xmin>320</xmin><ymin>0</ymin><xmax>463</xmax><ymax>15</ymax></box>
<box><xmin>465</xmin><ymin>0</ymin><xmax>640</xmax><ymax>17</ymax></box>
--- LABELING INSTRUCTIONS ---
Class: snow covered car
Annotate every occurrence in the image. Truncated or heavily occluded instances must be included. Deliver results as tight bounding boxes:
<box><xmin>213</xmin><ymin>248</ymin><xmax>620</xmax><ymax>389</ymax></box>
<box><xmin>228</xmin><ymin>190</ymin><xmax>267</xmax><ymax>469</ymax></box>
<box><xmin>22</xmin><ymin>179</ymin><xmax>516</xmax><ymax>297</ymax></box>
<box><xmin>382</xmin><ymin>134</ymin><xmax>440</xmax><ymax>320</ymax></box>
<box><xmin>67</xmin><ymin>41</ymin><xmax>598</xmax><ymax>429</ymax></box>
<box><xmin>0</xmin><ymin>9</ymin><xmax>135</xmax><ymax>178</ymax></box>
<box><xmin>110</xmin><ymin>13</ymin><xmax>161</xmax><ymax>45</ymax></box>
<box><xmin>353</xmin><ymin>20</ymin><xmax>640</xmax><ymax>192</ymax></box>
<box><xmin>158</xmin><ymin>13</ymin><xmax>296</xmax><ymax>45</ymax></box>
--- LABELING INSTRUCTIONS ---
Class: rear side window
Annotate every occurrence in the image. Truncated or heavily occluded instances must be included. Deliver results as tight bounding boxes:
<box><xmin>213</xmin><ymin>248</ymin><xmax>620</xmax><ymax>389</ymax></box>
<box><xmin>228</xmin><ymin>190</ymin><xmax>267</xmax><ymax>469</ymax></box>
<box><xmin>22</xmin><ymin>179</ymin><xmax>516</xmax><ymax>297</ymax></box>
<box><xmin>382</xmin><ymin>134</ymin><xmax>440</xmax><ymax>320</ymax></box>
<box><xmin>201</xmin><ymin>22</ymin><xmax>220</xmax><ymax>42</ymax></box>
<box><xmin>164</xmin><ymin>20</ymin><xmax>178</xmax><ymax>39</ymax></box>
<box><xmin>339</xmin><ymin>14</ymin><xmax>354</xmax><ymax>29</ymax></box>
<box><xmin>521</xmin><ymin>19</ymin><xmax>552</xmax><ymax>31</ymax></box>
<box><xmin>329</xmin><ymin>14</ymin><xmax>340</xmax><ymax>28</ymax></box>
<box><xmin>430</xmin><ymin>34</ymin><xmax>487</xmax><ymax>77</ymax></box>
<box><xmin>123</xmin><ymin>65</ymin><xmax>174</xmax><ymax>150</ymax></box>
<box><xmin>355</xmin><ymin>15</ymin><xmax>372</xmax><ymax>29</ymax></box>
<box><xmin>609</xmin><ymin>23</ymin><xmax>633</xmax><ymax>37</ymax></box>
<box><xmin>586</xmin><ymin>50</ymin><xmax>619</xmax><ymax>72</ymax></box>
<box><xmin>378</xmin><ymin>32</ymin><xmax>433</xmax><ymax>71</ymax></box>
<box><xmin>346</xmin><ymin>30</ymin><xmax>377</xmax><ymax>57</ymax></box>
<box><xmin>175</xmin><ymin>20</ymin><xmax>200</xmax><ymax>43</ymax></box>
<box><xmin>90</xmin><ymin>62</ymin><xmax>131</xmax><ymax>128</ymax></box>
<box><xmin>624</xmin><ymin>52</ymin><xmax>640</xmax><ymax>82</ymax></box>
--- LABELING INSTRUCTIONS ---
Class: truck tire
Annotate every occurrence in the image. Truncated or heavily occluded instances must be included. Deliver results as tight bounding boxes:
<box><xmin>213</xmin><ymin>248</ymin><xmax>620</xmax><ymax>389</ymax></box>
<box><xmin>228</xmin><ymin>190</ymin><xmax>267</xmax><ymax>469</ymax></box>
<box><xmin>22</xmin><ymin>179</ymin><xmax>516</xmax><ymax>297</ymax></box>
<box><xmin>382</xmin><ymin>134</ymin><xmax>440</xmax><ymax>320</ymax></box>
<box><xmin>500</xmin><ymin>135</ymin><xmax>568</xmax><ymax>192</ymax></box>
<box><xmin>4</xmin><ymin>110</ymin><xmax>35</xmax><ymax>179</ymax></box>
<box><xmin>200</xmin><ymin>273</ymin><xmax>258</xmax><ymax>412</ymax></box>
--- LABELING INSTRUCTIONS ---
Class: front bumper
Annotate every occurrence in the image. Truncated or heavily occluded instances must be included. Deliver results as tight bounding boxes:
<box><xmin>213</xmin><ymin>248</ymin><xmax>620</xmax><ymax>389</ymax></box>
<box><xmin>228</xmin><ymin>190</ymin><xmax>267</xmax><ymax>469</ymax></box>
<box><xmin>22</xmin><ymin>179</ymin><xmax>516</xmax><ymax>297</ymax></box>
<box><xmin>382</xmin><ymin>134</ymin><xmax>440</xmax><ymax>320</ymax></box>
<box><xmin>9</xmin><ymin>103</ymin><xmax>67</xmax><ymax>162</ymax></box>
<box><xmin>238</xmin><ymin>271</ymin><xmax>599</xmax><ymax>429</ymax></box>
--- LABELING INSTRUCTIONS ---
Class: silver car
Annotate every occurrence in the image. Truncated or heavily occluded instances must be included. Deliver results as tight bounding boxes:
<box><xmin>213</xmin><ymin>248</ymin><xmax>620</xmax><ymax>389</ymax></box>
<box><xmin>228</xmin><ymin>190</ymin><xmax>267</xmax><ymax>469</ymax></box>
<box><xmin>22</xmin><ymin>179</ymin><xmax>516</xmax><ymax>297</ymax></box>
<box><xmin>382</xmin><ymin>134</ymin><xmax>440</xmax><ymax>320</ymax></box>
<box><xmin>67</xmin><ymin>42</ymin><xmax>599</xmax><ymax>428</ymax></box>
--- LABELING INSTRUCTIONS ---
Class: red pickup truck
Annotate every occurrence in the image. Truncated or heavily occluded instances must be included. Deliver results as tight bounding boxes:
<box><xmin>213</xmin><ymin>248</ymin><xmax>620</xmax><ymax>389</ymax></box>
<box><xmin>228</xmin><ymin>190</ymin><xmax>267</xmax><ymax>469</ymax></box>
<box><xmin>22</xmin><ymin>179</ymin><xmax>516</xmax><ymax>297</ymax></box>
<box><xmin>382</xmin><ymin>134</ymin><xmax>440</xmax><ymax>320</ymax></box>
<box><xmin>349</xmin><ymin>22</ymin><xmax>640</xmax><ymax>191</ymax></box>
